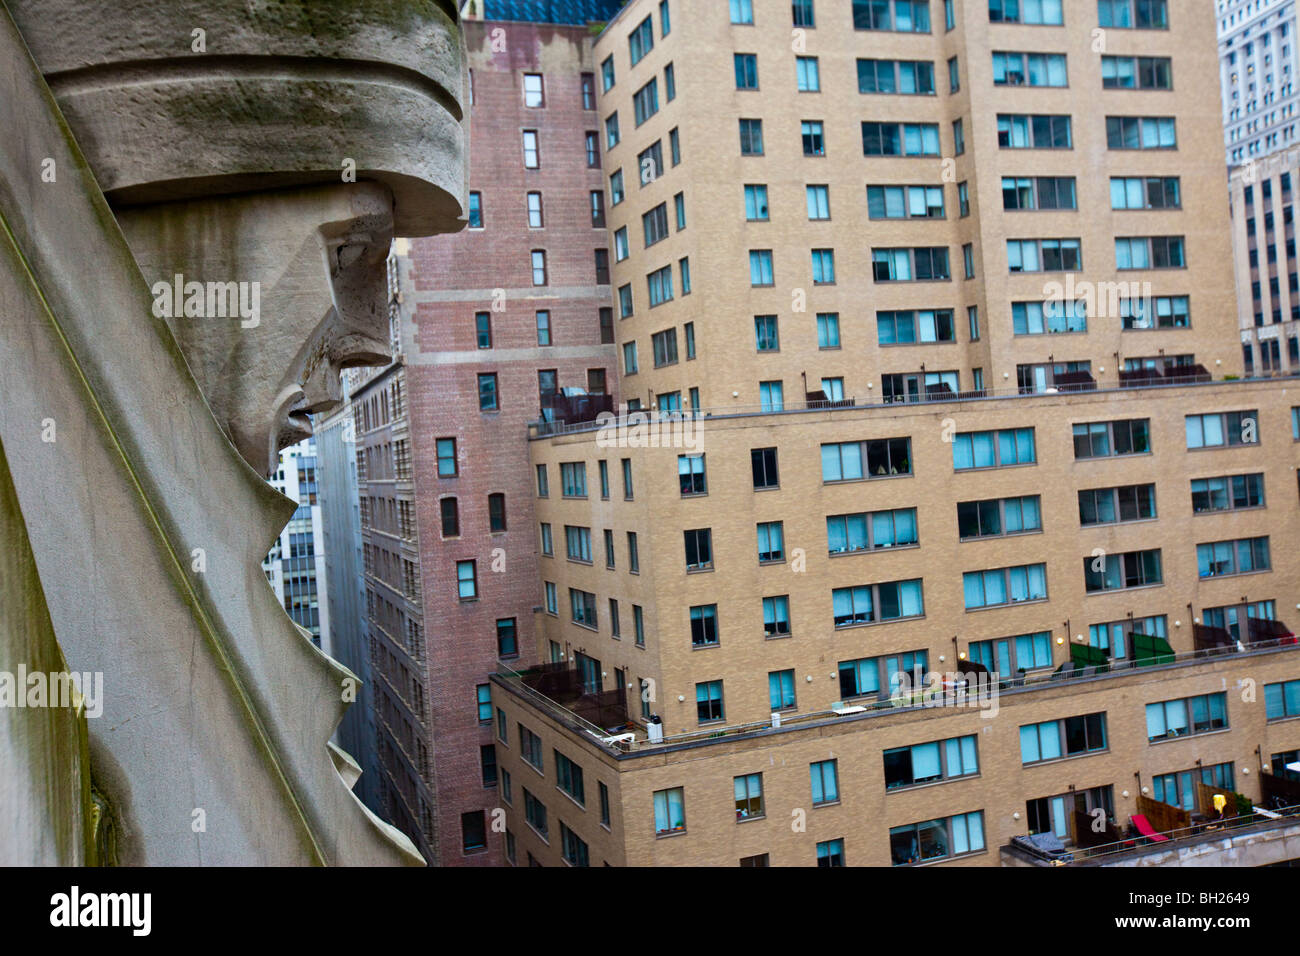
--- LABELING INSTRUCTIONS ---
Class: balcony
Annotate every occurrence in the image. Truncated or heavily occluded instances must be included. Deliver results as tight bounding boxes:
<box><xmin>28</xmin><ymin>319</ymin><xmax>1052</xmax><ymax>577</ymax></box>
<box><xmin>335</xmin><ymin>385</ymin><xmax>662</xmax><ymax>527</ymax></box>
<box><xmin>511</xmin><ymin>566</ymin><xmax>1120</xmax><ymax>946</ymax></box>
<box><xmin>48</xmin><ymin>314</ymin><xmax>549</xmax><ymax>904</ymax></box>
<box><xmin>497</xmin><ymin>662</ymin><xmax>629</xmax><ymax>737</ymax></box>
<box><xmin>537</xmin><ymin>390</ymin><xmax>614</xmax><ymax>433</ymax></box>
<box><xmin>1119</xmin><ymin>363</ymin><xmax>1211</xmax><ymax>388</ymax></box>
<box><xmin>804</xmin><ymin>389</ymin><xmax>857</xmax><ymax>410</ymax></box>
<box><xmin>1194</xmin><ymin>616</ymin><xmax>1296</xmax><ymax>654</ymax></box>
<box><xmin>1045</xmin><ymin>369</ymin><xmax>1097</xmax><ymax>392</ymax></box>
<box><xmin>960</xmin><ymin>630</ymin><xmax>1177</xmax><ymax>686</ymax></box>
<box><xmin>1006</xmin><ymin>787</ymin><xmax>1300</xmax><ymax>867</ymax></box>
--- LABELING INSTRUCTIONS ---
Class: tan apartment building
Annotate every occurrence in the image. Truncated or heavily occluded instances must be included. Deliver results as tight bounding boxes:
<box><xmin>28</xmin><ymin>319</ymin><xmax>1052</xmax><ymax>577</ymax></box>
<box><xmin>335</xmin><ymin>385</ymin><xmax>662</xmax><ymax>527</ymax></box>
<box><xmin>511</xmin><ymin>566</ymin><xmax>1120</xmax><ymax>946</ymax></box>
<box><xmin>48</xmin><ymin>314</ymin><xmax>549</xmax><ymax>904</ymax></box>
<box><xmin>502</xmin><ymin>379</ymin><xmax>1300</xmax><ymax>866</ymax></box>
<box><xmin>480</xmin><ymin>0</ymin><xmax>1300</xmax><ymax>867</ymax></box>
<box><xmin>598</xmin><ymin>0</ymin><xmax>1238</xmax><ymax>412</ymax></box>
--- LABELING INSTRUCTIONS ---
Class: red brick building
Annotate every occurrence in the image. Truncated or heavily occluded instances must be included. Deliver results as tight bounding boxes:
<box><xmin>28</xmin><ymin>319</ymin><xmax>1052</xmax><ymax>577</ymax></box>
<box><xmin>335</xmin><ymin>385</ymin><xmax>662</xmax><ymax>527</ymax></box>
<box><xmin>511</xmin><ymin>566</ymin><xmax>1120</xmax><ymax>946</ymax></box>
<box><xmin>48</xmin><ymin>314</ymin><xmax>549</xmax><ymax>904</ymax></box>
<box><xmin>360</xmin><ymin>15</ymin><xmax>618</xmax><ymax>865</ymax></box>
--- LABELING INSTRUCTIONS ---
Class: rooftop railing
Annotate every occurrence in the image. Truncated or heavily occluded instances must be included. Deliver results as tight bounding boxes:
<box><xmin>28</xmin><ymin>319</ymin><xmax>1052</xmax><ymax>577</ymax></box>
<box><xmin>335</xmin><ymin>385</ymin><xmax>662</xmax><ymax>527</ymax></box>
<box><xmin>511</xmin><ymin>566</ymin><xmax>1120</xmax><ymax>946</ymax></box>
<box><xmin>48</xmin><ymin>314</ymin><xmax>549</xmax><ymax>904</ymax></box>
<box><xmin>1064</xmin><ymin>802</ymin><xmax>1300</xmax><ymax>864</ymax></box>
<box><xmin>527</xmin><ymin>372</ymin><xmax>1300</xmax><ymax>440</ymax></box>
<box><xmin>494</xmin><ymin>662</ymin><xmax>616</xmax><ymax>745</ymax></box>
<box><xmin>497</xmin><ymin>637</ymin><xmax>1300</xmax><ymax>755</ymax></box>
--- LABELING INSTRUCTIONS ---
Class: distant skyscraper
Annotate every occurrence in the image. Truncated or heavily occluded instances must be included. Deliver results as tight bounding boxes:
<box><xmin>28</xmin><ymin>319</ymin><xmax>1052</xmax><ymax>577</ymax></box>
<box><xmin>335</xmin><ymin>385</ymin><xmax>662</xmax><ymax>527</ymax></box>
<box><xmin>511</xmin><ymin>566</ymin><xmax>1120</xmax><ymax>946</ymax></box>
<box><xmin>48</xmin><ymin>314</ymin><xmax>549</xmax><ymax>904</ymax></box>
<box><xmin>1218</xmin><ymin>0</ymin><xmax>1300</xmax><ymax>165</ymax></box>
<box><xmin>317</xmin><ymin>394</ymin><xmax>384</xmax><ymax>815</ymax></box>
<box><xmin>1228</xmin><ymin>149</ymin><xmax>1300</xmax><ymax>373</ymax></box>
<box><xmin>263</xmin><ymin>438</ymin><xmax>328</xmax><ymax>651</ymax></box>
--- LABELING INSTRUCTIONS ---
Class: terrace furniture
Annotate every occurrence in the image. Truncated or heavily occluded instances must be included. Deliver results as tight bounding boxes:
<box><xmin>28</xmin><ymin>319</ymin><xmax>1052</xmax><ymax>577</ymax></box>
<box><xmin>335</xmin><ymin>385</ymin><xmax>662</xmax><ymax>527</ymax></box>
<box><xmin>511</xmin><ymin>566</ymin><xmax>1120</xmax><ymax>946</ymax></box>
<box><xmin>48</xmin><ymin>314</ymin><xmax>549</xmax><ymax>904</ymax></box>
<box><xmin>1011</xmin><ymin>832</ymin><xmax>1074</xmax><ymax>864</ymax></box>
<box><xmin>1130</xmin><ymin>814</ymin><xmax>1169</xmax><ymax>842</ymax></box>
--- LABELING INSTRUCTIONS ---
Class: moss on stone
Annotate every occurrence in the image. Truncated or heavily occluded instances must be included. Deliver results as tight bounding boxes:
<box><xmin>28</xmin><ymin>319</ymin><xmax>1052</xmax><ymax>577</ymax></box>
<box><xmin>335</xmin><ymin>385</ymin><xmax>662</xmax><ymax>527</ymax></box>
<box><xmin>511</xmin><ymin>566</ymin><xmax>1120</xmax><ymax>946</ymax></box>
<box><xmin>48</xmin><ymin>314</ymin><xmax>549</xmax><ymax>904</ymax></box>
<box><xmin>245</xmin><ymin>0</ymin><xmax>454</xmax><ymax>43</ymax></box>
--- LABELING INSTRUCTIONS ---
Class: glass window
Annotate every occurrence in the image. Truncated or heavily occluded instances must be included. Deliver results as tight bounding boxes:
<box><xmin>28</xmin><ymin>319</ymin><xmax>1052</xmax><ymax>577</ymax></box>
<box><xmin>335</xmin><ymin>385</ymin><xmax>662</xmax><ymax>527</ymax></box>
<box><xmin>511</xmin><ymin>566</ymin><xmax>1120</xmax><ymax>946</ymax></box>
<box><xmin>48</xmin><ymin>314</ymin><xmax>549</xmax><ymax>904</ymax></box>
<box><xmin>769</xmin><ymin>670</ymin><xmax>797</xmax><ymax>710</ymax></box>
<box><xmin>457</xmin><ymin>560</ymin><xmax>477</xmax><ymax>600</ymax></box>
<box><xmin>730</xmin><ymin>0</ymin><xmax>754</xmax><ymax>24</ymax></box>
<box><xmin>734</xmin><ymin>773</ymin><xmax>764</xmax><ymax>819</ymax></box>
<box><xmin>797</xmin><ymin>56</ymin><xmax>820</xmax><ymax>91</ymax></box>
<box><xmin>653</xmin><ymin>787</ymin><xmax>686</xmax><ymax>834</ymax></box>
<box><xmin>811</xmin><ymin>759</ymin><xmax>838</xmax><ymax>804</ymax></box>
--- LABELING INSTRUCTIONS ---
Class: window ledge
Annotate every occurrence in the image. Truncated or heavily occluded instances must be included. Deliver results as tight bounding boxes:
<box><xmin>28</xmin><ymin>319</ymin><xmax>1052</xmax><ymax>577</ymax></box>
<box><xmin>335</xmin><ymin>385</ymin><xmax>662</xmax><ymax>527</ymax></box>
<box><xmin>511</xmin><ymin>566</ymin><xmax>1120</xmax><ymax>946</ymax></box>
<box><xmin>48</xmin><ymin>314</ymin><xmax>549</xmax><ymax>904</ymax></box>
<box><xmin>958</xmin><ymin>530</ymin><xmax>1043</xmax><ymax>543</ymax></box>
<box><xmin>1198</xmin><ymin>568</ymin><xmax>1272</xmax><ymax>581</ymax></box>
<box><xmin>1022</xmin><ymin>748</ymin><xmax>1110</xmax><ymax>768</ymax></box>
<box><xmin>1074</xmin><ymin>452</ymin><xmax>1152</xmax><ymax>462</ymax></box>
<box><xmin>1147</xmin><ymin>726</ymin><xmax>1231</xmax><ymax>745</ymax></box>
<box><xmin>1082</xmin><ymin>517</ymin><xmax>1159</xmax><ymax>529</ymax></box>
<box><xmin>953</xmin><ymin>462</ymin><xmax>1037</xmax><ymax>473</ymax></box>
<box><xmin>885</xmin><ymin>773</ymin><xmax>981</xmax><ymax>795</ymax></box>
<box><xmin>834</xmin><ymin>613</ymin><xmax>926</xmax><ymax>631</ymax></box>
<box><xmin>894</xmin><ymin>847</ymin><xmax>988</xmax><ymax>868</ymax></box>
<box><xmin>823</xmin><ymin>473</ymin><xmax>915</xmax><ymax>485</ymax></box>
<box><xmin>878</xmin><ymin>339</ymin><xmax>959</xmax><ymax>346</ymax></box>
<box><xmin>1084</xmin><ymin>582</ymin><xmax>1164</xmax><ymax>596</ymax></box>
<box><xmin>1185</xmin><ymin>444</ymin><xmax>1261</xmax><ymax>452</ymax></box>
<box><xmin>829</xmin><ymin>542</ymin><xmax>922</xmax><ymax>556</ymax></box>
<box><xmin>557</xmin><ymin>788</ymin><xmax>587</xmax><ymax>812</ymax></box>
<box><xmin>965</xmin><ymin>597</ymin><xmax>1048</xmax><ymax>612</ymax></box>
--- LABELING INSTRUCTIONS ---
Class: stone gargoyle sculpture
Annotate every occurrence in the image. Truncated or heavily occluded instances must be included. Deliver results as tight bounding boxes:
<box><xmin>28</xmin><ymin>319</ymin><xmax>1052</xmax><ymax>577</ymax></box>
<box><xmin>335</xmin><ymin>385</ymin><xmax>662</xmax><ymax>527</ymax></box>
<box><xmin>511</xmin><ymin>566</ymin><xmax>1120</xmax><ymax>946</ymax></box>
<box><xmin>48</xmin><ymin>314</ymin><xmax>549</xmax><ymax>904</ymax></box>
<box><xmin>0</xmin><ymin>0</ymin><xmax>467</xmax><ymax>864</ymax></box>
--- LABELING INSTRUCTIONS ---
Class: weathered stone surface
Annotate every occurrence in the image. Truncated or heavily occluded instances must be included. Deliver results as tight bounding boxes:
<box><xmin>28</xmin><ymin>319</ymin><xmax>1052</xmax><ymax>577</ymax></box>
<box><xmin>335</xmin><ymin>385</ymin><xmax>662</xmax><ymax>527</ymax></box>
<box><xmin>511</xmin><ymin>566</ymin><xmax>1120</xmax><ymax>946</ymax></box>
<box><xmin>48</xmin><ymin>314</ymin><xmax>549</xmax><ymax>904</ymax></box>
<box><xmin>117</xmin><ymin>183</ymin><xmax>396</xmax><ymax>475</ymax></box>
<box><xmin>0</xmin><ymin>439</ymin><xmax>93</xmax><ymax>867</ymax></box>
<box><xmin>0</xmin><ymin>0</ymin><xmax>469</xmax><ymax>864</ymax></box>
<box><xmin>6</xmin><ymin>0</ymin><xmax>468</xmax><ymax>236</ymax></box>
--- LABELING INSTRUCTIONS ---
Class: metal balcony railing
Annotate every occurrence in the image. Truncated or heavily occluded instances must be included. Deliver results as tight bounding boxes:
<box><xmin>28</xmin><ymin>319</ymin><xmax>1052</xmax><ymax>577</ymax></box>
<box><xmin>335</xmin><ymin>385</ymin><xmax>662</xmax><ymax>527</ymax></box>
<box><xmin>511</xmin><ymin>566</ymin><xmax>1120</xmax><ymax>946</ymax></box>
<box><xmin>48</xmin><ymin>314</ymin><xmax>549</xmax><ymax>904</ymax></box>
<box><xmin>527</xmin><ymin>372</ymin><xmax>1300</xmax><ymax>440</ymax></box>
<box><xmin>496</xmin><ymin>637</ymin><xmax>1300</xmax><ymax>755</ymax></box>
<box><xmin>1060</xmin><ymin>802</ymin><xmax>1300</xmax><ymax>864</ymax></box>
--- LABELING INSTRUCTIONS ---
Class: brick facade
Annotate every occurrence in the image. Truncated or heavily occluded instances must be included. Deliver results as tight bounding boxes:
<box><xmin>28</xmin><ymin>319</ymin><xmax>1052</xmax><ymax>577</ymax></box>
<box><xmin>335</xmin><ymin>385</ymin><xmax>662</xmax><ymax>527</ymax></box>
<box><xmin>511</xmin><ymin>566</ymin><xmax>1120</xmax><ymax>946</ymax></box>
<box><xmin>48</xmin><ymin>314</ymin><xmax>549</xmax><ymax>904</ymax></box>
<box><xmin>395</xmin><ymin>18</ymin><xmax>619</xmax><ymax>864</ymax></box>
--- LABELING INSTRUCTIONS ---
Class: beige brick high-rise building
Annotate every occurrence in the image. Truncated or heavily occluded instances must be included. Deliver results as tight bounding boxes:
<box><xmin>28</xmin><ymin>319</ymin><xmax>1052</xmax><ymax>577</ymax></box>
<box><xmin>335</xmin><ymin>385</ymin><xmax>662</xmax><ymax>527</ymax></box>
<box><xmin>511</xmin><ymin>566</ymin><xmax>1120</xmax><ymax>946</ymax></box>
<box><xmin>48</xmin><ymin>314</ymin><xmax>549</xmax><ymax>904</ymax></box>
<box><xmin>485</xmin><ymin>0</ymin><xmax>1300</xmax><ymax>868</ymax></box>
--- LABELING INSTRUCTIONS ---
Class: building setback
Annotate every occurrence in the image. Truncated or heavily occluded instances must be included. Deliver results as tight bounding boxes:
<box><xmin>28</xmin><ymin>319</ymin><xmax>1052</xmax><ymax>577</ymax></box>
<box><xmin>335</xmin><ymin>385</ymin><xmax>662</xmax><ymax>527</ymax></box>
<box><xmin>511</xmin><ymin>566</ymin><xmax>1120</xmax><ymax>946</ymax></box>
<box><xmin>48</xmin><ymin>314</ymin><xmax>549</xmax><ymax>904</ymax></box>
<box><xmin>509</xmin><ymin>377</ymin><xmax>1300</xmax><ymax>867</ymax></box>
<box><xmin>488</xmin><ymin>0</ymin><xmax>1300</xmax><ymax>867</ymax></box>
